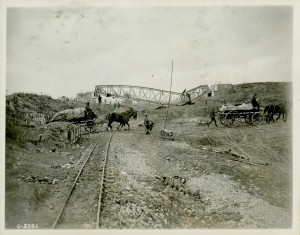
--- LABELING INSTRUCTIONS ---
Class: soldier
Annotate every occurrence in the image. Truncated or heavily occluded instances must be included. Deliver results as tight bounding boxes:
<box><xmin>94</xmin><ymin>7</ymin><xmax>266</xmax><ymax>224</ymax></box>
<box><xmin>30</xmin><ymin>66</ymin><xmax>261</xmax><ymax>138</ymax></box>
<box><xmin>144</xmin><ymin>114</ymin><xmax>150</xmax><ymax>134</ymax></box>
<box><xmin>207</xmin><ymin>108</ymin><xmax>218</xmax><ymax>127</ymax></box>
<box><xmin>85</xmin><ymin>102</ymin><xmax>95</xmax><ymax>119</ymax></box>
<box><xmin>144</xmin><ymin>113</ymin><xmax>155</xmax><ymax>135</ymax></box>
<box><xmin>251</xmin><ymin>93</ymin><xmax>260</xmax><ymax>111</ymax></box>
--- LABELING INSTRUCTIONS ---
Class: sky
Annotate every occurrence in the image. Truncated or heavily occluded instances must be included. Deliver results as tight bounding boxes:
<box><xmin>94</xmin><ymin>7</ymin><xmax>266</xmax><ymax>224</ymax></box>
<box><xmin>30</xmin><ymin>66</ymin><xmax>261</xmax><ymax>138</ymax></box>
<box><xmin>6</xmin><ymin>6</ymin><xmax>293</xmax><ymax>98</ymax></box>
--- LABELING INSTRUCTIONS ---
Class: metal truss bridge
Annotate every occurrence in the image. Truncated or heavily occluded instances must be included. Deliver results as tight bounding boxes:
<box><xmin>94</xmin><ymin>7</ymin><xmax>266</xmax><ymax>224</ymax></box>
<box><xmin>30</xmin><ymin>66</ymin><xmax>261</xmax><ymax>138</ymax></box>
<box><xmin>94</xmin><ymin>85</ymin><xmax>211</xmax><ymax>105</ymax></box>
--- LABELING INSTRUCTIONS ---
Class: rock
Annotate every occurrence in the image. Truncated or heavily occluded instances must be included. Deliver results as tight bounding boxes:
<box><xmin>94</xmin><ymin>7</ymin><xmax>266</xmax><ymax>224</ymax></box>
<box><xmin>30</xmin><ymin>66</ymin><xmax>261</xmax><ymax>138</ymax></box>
<box><xmin>52</xmin><ymin>178</ymin><xmax>59</xmax><ymax>184</ymax></box>
<box><xmin>195</xmin><ymin>189</ymin><xmax>200</xmax><ymax>194</ymax></box>
<box><xmin>51</xmin><ymin>148</ymin><xmax>56</xmax><ymax>152</ymax></box>
<box><xmin>186</xmin><ymin>189</ymin><xmax>192</xmax><ymax>195</ymax></box>
<box><xmin>120</xmin><ymin>198</ymin><xmax>128</xmax><ymax>205</ymax></box>
<box><xmin>61</xmin><ymin>163</ymin><xmax>72</xmax><ymax>169</ymax></box>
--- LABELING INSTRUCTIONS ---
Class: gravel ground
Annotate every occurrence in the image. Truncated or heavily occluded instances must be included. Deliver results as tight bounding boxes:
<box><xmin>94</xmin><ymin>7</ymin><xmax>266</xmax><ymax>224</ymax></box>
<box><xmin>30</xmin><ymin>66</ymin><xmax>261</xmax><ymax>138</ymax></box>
<box><xmin>98</xmin><ymin>119</ymin><xmax>292</xmax><ymax>229</ymax></box>
<box><xmin>5</xmin><ymin>117</ymin><xmax>293</xmax><ymax>229</ymax></box>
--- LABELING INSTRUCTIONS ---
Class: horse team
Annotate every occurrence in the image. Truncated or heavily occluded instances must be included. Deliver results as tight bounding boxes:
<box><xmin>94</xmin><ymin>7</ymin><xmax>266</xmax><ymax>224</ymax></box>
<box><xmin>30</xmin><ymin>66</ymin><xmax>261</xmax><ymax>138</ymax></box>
<box><xmin>105</xmin><ymin>107</ymin><xmax>137</xmax><ymax>131</ymax></box>
<box><xmin>263</xmin><ymin>103</ymin><xmax>287</xmax><ymax>123</ymax></box>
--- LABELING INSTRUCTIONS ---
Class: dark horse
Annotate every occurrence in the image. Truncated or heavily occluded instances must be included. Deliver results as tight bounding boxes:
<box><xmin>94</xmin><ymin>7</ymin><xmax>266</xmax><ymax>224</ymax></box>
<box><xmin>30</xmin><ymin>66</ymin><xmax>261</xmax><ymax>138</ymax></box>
<box><xmin>106</xmin><ymin>108</ymin><xmax>137</xmax><ymax>131</ymax></box>
<box><xmin>264</xmin><ymin>103</ymin><xmax>287</xmax><ymax>123</ymax></box>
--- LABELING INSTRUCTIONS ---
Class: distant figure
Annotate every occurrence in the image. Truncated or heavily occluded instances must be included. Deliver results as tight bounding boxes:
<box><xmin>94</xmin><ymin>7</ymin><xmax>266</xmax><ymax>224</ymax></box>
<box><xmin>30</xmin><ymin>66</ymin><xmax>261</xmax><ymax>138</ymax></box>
<box><xmin>85</xmin><ymin>102</ymin><xmax>93</xmax><ymax>118</ymax></box>
<box><xmin>144</xmin><ymin>113</ymin><xmax>154</xmax><ymax>135</ymax></box>
<box><xmin>113</xmin><ymin>103</ymin><xmax>117</xmax><ymax>109</ymax></box>
<box><xmin>117</xmin><ymin>102</ymin><xmax>120</xmax><ymax>109</ymax></box>
<box><xmin>98</xmin><ymin>95</ymin><xmax>102</xmax><ymax>104</ymax></box>
<box><xmin>186</xmin><ymin>93</ymin><xmax>191</xmax><ymax>101</ymax></box>
<box><xmin>207</xmin><ymin>108</ymin><xmax>218</xmax><ymax>127</ymax></box>
<box><xmin>181</xmin><ymin>91</ymin><xmax>194</xmax><ymax>106</ymax></box>
<box><xmin>251</xmin><ymin>93</ymin><xmax>260</xmax><ymax>111</ymax></box>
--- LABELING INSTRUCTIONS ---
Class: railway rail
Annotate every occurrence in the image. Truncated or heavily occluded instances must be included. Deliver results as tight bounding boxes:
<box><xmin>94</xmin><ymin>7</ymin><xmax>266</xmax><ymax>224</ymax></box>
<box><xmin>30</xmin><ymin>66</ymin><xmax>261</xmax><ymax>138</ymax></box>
<box><xmin>52</xmin><ymin>132</ymin><xmax>115</xmax><ymax>229</ymax></box>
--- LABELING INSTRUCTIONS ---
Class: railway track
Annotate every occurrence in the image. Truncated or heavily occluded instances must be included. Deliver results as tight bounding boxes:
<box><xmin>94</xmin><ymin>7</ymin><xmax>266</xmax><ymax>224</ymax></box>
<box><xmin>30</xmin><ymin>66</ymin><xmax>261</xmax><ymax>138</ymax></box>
<box><xmin>52</xmin><ymin>132</ymin><xmax>115</xmax><ymax>229</ymax></box>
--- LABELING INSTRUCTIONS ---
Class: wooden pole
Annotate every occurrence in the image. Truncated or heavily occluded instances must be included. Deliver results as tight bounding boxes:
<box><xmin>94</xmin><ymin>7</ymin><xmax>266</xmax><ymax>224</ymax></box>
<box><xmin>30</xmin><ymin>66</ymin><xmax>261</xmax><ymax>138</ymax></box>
<box><xmin>164</xmin><ymin>61</ymin><xmax>174</xmax><ymax>129</ymax></box>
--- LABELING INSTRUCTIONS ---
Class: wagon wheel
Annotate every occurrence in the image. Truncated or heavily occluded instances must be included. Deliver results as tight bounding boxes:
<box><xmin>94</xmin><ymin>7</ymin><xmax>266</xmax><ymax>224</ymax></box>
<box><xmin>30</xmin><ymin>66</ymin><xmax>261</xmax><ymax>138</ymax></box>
<box><xmin>245</xmin><ymin>113</ymin><xmax>252</xmax><ymax>124</ymax></box>
<box><xmin>232</xmin><ymin>111</ymin><xmax>242</xmax><ymax>127</ymax></box>
<box><xmin>222</xmin><ymin>111</ymin><xmax>236</xmax><ymax>127</ymax></box>
<box><xmin>84</xmin><ymin>120</ymin><xmax>97</xmax><ymax>133</ymax></box>
<box><xmin>219</xmin><ymin>113</ymin><xmax>227</xmax><ymax>126</ymax></box>
<box><xmin>251</xmin><ymin>112</ymin><xmax>262</xmax><ymax>125</ymax></box>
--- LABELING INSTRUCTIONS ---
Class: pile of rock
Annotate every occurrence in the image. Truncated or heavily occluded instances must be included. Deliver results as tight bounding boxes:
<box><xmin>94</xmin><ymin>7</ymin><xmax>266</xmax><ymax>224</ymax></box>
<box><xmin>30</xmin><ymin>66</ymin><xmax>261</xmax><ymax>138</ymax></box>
<box><xmin>156</xmin><ymin>175</ymin><xmax>205</xmax><ymax>201</ymax></box>
<box><xmin>18</xmin><ymin>175</ymin><xmax>59</xmax><ymax>184</ymax></box>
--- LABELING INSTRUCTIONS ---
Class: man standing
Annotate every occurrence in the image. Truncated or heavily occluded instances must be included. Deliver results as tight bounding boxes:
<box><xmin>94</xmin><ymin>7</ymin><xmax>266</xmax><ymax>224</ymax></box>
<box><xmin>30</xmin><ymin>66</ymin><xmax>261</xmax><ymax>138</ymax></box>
<box><xmin>85</xmin><ymin>102</ymin><xmax>93</xmax><ymax>119</ymax></box>
<box><xmin>207</xmin><ymin>108</ymin><xmax>218</xmax><ymax>127</ymax></box>
<box><xmin>144</xmin><ymin>114</ymin><xmax>150</xmax><ymax>134</ymax></box>
<box><xmin>251</xmin><ymin>93</ymin><xmax>260</xmax><ymax>111</ymax></box>
<box><xmin>144</xmin><ymin>113</ymin><xmax>155</xmax><ymax>134</ymax></box>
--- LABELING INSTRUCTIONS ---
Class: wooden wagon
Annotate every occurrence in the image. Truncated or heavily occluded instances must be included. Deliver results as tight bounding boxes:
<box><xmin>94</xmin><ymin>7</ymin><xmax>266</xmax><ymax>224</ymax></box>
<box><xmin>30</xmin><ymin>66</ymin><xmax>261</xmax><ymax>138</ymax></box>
<box><xmin>218</xmin><ymin>102</ymin><xmax>263</xmax><ymax>127</ymax></box>
<box><xmin>219</xmin><ymin>109</ymin><xmax>262</xmax><ymax>127</ymax></box>
<box><xmin>49</xmin><ymin>107</ymin><xmax>97</xmax><ymax>133</ymax></box>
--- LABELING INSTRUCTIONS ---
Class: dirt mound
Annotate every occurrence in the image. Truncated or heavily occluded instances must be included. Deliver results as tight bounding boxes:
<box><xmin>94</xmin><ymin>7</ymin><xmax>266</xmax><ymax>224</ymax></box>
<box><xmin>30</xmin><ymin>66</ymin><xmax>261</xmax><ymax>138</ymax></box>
<box><xmin>203</xmin><ymin>82</ymin><xmax>291</xmax><ymax>106</ymax></box>
<box><xmin>6</xmin><ymin>93</ymin><xmax>82</xmax><ymax>116</ymax></box>
<box><xmin>42</xmin><ymin>122</ymin><xmax>78</xmax><ymax>142</ymax></box>
<box><xmin>197</xmin><ymin>136</ymin><xmax>223</xmax><ymax>146</ymax></box>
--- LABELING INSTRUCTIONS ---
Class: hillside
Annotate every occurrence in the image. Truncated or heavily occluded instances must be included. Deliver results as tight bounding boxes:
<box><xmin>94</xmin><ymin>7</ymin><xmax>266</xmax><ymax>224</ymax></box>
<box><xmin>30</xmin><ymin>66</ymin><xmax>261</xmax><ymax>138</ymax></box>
<box><xmin>201</xmin><ymin>82</ymin><xmax>291</xmax><ymax>105</ymax></box>
<box><xmin>132</xmin><ymin>82</ymin><xmax>291</xmax><ymax>120</ymax></box>
<box><xmin>5</xmin><ymin>82</ymin><xmax>291</xmax><ymax>145</ymax></box>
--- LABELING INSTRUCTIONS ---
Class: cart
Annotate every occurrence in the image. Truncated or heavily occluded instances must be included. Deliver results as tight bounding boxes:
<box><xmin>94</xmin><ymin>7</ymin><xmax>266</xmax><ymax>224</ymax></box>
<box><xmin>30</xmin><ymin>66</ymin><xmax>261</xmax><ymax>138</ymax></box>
<box><xmin>49</xmin><ymin>107</ymin><xmax>98</xmax><ymax>133</ymax></box>
<box><xmin>81</xmin><ymin>119</ymin><xmax>97</xmax><ymax>133</ymax></box>
<box><xmin>219</xmin><ymin>109</ymin><xmax>263</xmax><ymax>127</ymax></box>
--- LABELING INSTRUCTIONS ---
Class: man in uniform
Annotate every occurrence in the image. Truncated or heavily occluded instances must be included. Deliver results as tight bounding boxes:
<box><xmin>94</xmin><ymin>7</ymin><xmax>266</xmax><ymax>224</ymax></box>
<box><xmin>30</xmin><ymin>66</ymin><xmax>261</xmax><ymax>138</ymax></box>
<box><xmin>85</xmin><ymin>102</ymin><xmax>96</xmax><ymax>119</ymax></box>
<box><xmin>207</xmin><ymin>108</ymin><xmax>218</xmax><ymax>127</ymax></box>
<box><xmin>144</xmin><ymin>113</ymin><xmax>154</xmax><ymax>135</ymax></box>
<box><xmin>251</xmin><ymin>93</ymin><xmax>260</xmax><ymax>111</ymax></box>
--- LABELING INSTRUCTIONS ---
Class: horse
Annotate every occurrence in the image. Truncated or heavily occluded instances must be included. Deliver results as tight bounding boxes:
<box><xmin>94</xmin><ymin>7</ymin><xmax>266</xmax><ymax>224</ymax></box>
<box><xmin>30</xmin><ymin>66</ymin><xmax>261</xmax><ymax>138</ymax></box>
<box><xmin>264</xmin><ymin>104</ymin><xmax>275</xmax><ymax>123</ymax></box>
<box><xmin>275</xmin><ymin>103</ymin><xmax>287</xmax><ymax>121</ymax></box>
<box><xmin>264</xmin><ymin>103</ymin><xmax>287</xmax><ymax>123</ymax></box>
<box><xmin>106</xmin><ymin>108</ymin><xmax>137</xmax><ymax>131</ymax></box>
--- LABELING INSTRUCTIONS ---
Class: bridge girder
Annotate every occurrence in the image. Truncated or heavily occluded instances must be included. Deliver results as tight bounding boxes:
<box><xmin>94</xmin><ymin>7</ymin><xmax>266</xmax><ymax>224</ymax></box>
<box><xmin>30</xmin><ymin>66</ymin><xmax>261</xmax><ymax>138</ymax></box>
<box><xmin>94</xmin><ymin>85</ymin><xmax>211</xmax><ymax>105</ymax></box>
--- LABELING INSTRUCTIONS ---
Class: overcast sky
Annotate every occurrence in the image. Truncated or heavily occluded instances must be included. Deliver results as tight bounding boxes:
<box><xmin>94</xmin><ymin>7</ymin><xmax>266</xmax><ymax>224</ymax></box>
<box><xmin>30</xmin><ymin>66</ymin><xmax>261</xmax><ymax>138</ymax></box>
<box><xmin>6</xmin><ymin>6</ymin><xmax>292</xmax><ymax>98</ymax></box>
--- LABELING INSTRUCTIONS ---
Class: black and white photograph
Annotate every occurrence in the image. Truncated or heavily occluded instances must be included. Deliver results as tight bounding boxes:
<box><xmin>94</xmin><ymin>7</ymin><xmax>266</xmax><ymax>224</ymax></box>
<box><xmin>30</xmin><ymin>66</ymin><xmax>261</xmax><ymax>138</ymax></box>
<box><xmin>1</xmin><ymin>0</ymin><xmax>299</xmax><ymax>234</ymax></box>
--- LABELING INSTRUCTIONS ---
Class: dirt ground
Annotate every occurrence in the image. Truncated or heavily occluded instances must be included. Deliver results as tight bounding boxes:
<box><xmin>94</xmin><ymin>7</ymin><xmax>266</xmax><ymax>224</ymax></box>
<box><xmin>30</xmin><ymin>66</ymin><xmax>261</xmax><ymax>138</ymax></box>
<box><xmin>5</xmin><ymin>112</ymin><xmax>292</xmax><ymax>229</ymax></box>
